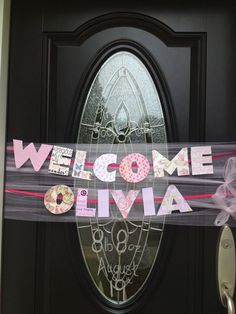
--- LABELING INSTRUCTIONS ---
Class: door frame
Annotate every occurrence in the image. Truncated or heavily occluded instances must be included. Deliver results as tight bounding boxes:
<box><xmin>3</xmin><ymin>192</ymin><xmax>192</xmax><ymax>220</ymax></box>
<box><xmin>0</xmin><ymin>0</ymin><xmax>11</xmax><ymax>310</ymax></box>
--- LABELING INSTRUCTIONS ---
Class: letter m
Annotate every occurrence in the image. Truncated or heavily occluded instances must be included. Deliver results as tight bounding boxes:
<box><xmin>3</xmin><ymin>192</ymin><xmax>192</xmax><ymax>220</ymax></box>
<box><xmin>152</xmin><ymin>147</ymin><xmax>189</xmax><ymax>177</ymax></box>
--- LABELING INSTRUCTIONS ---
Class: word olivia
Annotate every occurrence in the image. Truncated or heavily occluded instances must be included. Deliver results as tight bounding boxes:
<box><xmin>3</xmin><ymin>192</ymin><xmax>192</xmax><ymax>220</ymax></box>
<box><xmin>43</xmin><ymin>185</ymin><xmax>192</xmax><ymax>217</ymax></box>
<box><xmin>13</xmin><ymin>140</ymin><xmax>214</xmax><ymax>184</ymax></box>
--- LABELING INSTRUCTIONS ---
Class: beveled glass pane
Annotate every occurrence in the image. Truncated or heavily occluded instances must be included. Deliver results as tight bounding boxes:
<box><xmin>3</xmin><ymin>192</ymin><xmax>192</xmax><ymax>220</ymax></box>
<box><xmin>76</xmin><ymin>51</ymin><xmax>167</xmax><ymax>305</ymax></box>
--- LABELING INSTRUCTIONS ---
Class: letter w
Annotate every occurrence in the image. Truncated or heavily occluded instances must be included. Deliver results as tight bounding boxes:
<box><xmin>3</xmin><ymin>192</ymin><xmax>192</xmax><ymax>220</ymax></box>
<box><xmin>13</xmin><ymin>139</ymin><xmax>53</xmax><ymax>172</ymax></box>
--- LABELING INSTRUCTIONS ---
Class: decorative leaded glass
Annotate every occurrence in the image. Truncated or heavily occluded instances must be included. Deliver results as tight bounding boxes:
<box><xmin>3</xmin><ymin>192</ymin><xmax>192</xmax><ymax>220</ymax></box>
<box><xmin>76</xmin><ymin>51</ymin><xmax>167</xmax><ymax>305</ymax></box>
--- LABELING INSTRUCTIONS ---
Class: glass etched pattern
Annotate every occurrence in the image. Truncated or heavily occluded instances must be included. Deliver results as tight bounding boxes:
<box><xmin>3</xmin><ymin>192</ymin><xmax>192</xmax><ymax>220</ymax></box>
<box><xmin>76</xmin><ymin>52</ymin><xmax>167</xmax><ymax>305</ymax></box>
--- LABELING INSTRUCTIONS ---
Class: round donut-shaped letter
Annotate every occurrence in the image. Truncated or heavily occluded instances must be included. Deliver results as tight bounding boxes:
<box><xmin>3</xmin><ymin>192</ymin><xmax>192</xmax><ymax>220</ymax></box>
<box><xmin>119</xmin><ymin>153</ymin><xmax>150</xmax><ymax>183</ymax></box>
<box><xmin>44</xmin><ymin>184</ymin><xmax>75</xmax><ymax>214</ymax></box>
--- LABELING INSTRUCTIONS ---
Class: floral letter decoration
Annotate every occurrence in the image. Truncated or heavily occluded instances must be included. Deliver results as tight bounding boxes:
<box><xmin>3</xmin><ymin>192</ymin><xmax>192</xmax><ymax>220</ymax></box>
<box><xmin>152</xmin><ymin>147</ymin><xmax>189</xmax><ymax>177</ymax></box>
<box><xmin>119</xmin><ymin>153</ymin><xmax>150</xmax><ymax>183</ymax></box>
<box><xmin>93</xmin><ymin>154</ymin><xmax>117</xmax><ymax>182</ymax></box>
<box><xmin>44</xmin><ymin>185</ymin><xmax>74</xmax><ymax>214</ymax></box>
<box><xmin>48</xmin><ymin>146</ymin><xmax>73</xmax><ymax>176</ymax></box>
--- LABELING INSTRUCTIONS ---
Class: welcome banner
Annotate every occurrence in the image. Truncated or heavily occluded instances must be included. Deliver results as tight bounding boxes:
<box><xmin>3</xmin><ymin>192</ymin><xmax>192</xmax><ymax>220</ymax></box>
<box><xmin>4</xmin><ymin>140</ymin><xmax>236</xmax><ymax>226</ymax></box>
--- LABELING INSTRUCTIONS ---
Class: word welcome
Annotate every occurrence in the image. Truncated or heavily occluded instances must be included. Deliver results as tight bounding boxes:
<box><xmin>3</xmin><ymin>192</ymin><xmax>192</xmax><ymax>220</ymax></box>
<box><xmin>13</xmin><ymin>140</ymin><xmax>214</xmax><ymax>181</ymax></box>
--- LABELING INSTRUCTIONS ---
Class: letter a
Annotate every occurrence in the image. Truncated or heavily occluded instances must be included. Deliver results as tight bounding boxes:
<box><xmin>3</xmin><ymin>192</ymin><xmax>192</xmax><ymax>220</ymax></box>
<box><xmin>157</xmin><ymin>185</ymin><xmax>192</xmax><ymax>215</ymax></box>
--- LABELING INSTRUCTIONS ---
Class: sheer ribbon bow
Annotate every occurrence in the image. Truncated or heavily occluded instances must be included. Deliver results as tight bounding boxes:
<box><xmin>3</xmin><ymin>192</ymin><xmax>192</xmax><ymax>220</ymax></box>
<box><xmin>213</xmin><ymin>157</ymin><xmax>236</xmax><ymax>226</ymax></box>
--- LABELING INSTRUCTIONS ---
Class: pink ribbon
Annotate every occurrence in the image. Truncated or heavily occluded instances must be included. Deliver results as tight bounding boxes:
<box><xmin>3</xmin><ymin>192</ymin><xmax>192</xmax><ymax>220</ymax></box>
<box><xmin>213</xmin><ymin>157</ymin><xmax>236</xmax><ymax>226</ymax></box>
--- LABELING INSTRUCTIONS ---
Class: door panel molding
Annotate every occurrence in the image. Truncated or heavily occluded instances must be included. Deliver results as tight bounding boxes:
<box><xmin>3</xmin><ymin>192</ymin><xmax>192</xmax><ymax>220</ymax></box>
<box><xmin>42</xmin><ymin>12</ymin><xmax>207</xmax><ymax>142</ymax></box>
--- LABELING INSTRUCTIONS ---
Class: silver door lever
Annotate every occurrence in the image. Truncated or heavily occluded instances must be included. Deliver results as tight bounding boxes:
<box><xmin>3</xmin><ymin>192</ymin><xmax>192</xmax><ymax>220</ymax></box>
<box><xmin>223</xmin><ymin>288</ymin><xmax>235</xmax><ymax>314</ymax></box>
<box><xmin>217</xmin><ymin>225</ymin><xmax>235</xmax><ymax>314</ymax></box>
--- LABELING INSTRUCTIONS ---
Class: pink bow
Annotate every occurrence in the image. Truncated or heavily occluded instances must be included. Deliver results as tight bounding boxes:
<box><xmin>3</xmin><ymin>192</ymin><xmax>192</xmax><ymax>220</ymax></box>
<box><xmin>212</xmin><ymin>157</ymin><xmax>236</xmax><ymax>226</ymax></box>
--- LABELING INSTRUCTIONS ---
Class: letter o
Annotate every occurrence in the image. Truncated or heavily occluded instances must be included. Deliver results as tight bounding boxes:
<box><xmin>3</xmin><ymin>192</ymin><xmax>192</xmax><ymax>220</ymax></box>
<box><xmin>119</xmin><ymin>153</ymin><xmax>150</xmax><ymax>183</ymax></box>
<box><xmin>44</xmin><ymin>184</ymin><xmax>75</xmax><ymax>214</ymax></box>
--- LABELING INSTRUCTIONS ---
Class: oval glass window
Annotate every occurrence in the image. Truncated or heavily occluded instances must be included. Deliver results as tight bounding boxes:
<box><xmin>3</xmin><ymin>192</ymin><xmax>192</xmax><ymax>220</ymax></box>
<box><xmin>76</xmin><ymin>51</ymin><xmax>167</xmax><ymax>305</ymax></box>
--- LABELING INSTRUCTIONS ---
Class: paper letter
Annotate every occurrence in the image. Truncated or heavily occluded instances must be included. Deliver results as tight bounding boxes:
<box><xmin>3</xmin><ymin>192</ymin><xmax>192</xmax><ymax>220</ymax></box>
<box><xmin>13</xmin><ymin>139</ymin><xmax>53</xmax><ymax>172</ymax></box>
<box><xmin>72</xmin><ymin>150</ymin><xmax>92</xmax><ymax>180</ymax></box>
<box><xmin>157</xmin><ymin>185</ymin><xmax>192</xmax><ymax>215</ymax></box>
<box><xmin>191</xmin><ymin>146</ymin><xmax>213</xmax><ymax>175</ymax></box>
<box><xmin>44</xmin><ymin>185</ymin><xmax>74</xmax><ymax>214</ymax></box>
<box><xmin>93</xmin><ymin>154</ymin><xmax>117</xmax><ymax>182</ymax></box>
<box><xmin>111</xmin><ymin>190</ymin><xmax>139</xmax><ymax>218</ymax></box>
<box><xmin>152</xmin><ymin>148</ymin><xmax>189</xmax><ymax>177</ymax></box>
<box><xmin>76</xmin><ymin>188</ymin><xmax>96</xmax><ymax>217</ymax></box>
<box><xmin>48</xmin><ymin>146</ymin><xmax>73</xmax><ymax>176</ymax></box>
<box><xmin>98</xmin><ymin>190</ymin><xmax>109</xmax><ymax>217</ymax></box>
<box><xmin>142</xmin><ymin>187</ymin><xmax>156</xmax><ymax>216</ymax></box>
<box><xmin>119</xmin><ymin>153</ymin><xmax>150</xmax><ymax>183</ymax></box>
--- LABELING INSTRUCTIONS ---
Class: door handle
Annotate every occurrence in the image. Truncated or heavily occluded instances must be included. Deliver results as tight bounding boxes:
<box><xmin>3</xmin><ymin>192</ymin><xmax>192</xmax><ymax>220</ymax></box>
<box><xmin>223</xmin><ymin>289</ymin><xmax>235</xmax><ymax>314</ymax></box>
<box><xmin>217</xmin><ymin>225</ymin><xmax>235</xmax><ymax>314</ymax></box>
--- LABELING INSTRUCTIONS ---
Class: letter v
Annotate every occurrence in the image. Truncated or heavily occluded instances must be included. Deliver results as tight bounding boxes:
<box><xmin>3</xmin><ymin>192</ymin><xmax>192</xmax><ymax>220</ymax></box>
<box><xmin>13</xmin><ymin>139</ymin><xmax>53</xmax><ymax>172</ymax></box>
<box><xmin>110</xmin><ymin>190</ymin><xmax>139</xmax><ymax>218</ymax></box>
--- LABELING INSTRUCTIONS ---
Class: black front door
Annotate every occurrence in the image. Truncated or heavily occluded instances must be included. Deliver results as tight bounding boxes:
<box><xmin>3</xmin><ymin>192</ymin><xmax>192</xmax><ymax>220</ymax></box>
<box><xmin>3</xmin><ymin>1</ymin><xmax>236</xmax><ymax>313</ymax></box>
